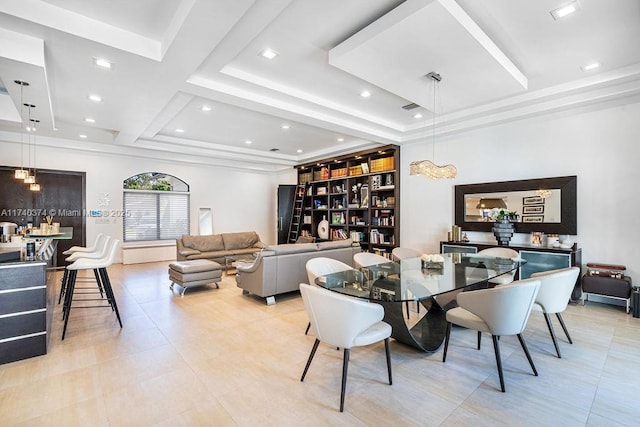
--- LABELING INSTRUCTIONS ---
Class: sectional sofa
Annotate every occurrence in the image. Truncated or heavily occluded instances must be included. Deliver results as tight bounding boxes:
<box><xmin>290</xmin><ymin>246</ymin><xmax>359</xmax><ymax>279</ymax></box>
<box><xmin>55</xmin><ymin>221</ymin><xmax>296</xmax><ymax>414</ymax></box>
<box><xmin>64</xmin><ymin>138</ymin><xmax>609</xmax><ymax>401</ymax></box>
<box><xmin>235</xmin><ymin>239</ymin><xmax>361</xmax><ymax>304</ymax></box>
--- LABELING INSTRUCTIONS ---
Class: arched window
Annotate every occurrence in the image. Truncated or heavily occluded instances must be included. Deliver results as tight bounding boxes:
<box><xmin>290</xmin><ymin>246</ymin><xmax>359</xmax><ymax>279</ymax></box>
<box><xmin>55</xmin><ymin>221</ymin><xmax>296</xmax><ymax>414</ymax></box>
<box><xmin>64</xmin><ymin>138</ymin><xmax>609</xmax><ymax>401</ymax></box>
<box><xmin>123</xmin><ymin>172</ymin><xmax>190</xmax><ymax>242</ymax></box>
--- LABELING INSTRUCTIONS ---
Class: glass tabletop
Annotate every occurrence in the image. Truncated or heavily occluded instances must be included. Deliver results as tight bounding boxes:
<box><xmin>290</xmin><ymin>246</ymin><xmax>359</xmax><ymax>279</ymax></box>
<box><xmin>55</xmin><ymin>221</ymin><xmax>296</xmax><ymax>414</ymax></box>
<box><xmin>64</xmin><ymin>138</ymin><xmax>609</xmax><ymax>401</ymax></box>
<box><xmin>315</xmin><ymin>253</ymin><xmax>525</xmax><ymax>303</ymax></box>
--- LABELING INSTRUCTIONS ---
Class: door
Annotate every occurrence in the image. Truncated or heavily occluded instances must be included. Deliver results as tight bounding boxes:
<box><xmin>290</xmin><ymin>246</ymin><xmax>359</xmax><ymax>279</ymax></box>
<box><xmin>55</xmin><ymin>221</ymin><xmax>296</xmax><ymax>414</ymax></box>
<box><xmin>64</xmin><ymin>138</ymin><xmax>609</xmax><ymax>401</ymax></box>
<box><xmin>277</xmin><ymin>185</ymin><xmax>296</xmax><ymax>244</ymax></box>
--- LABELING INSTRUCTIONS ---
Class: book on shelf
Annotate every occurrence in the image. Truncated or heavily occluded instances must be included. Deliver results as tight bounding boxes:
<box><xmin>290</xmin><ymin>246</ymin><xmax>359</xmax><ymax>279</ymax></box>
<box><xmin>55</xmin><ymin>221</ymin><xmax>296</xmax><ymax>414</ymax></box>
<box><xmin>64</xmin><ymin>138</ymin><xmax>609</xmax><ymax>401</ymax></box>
<box><xmin>332</xmin><ymin>229</ymin><xmax>349</xmax><ymax>240</ymax></box>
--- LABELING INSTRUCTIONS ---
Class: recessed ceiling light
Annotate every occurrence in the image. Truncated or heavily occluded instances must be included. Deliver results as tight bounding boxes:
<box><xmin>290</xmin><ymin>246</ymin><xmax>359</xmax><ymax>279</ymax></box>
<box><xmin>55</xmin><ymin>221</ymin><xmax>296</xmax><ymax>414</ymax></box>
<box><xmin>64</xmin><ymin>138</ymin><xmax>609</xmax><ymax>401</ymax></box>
<box><xmin>281</xmin><ymin>124</ymin><xmax>290</xmax><ymax>130</ymax></box>
<box><xmin>550</xmin><ymin>1</ymin><xmax>580</xmax><ymax>20</ymax></box>
<box><xmin>413</xmin><ymin>113</ymin><xmax>423</xmax><ymax>119</ymax></box>
<box><xmin>245</xmin><ymin>140</ymin><xmax>252</xmax><ymax>145</ymax></box>
<box><xmin>79</xmin><ymin>134</ymin><xmax>87</xmax><ymax>139</ymax></box>
<box><xmin>260</xmin><ymin>48</ymin><xmax>279</xmax><ymax>60</ymax></box>
<box><xmin>360</xmin><ymin>90</ymin><xmax>371</xmax><ymax>98</ymax></box>
<box><xmin>84</xmin><ymin>117</ymin><xmax>95</xmax><ymax>123</ymax></box>
<box><xmin>337</xmin><ymin>137</ymin><xmax>344</xmax><ymax>142</ymax></box>
<box><xmin>297</xmin><ymin>149</ymin><xmax>302</xmax><ymax>153</ymax></box>
<box><xmin>581</xmin><ymin>62</ymin><xmax>601</xmax><ymax>71</ymax></box>
<box><xmin>201</xmin><ymin>105</ymin><xmax>211</xmax><ymax>112</ymax></box>
<box><xmin>88</xmin><ymin>94</ymin><xmax>102</xmax><ymax>102</ymax></box>
<box><xmin>93</xmin><ymin>57</ymin><xmax>112</xmax><ymax>69</ymax></box>
<box><xmin>175</xmin><ymin>128</ymin><xmax>185</xmax><ymax>133</ymax></box>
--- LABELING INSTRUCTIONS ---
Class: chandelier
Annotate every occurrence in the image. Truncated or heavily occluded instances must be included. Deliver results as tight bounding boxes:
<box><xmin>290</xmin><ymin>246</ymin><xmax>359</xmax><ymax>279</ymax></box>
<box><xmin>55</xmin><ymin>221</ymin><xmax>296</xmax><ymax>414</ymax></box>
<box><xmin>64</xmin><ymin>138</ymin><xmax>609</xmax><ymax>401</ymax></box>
<box><xmin>409</xmin><ymin>72</ymin><xmax>457</xmax><ymax>179</ymax></box>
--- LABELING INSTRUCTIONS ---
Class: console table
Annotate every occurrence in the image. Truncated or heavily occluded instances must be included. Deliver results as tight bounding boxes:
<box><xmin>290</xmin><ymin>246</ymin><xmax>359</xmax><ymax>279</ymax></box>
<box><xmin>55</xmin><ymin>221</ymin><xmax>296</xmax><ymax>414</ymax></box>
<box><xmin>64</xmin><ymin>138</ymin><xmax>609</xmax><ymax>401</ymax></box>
<box><xmin>440</xmin><ymin>241</ymin><xmax>582</xmax><ymax>297</ymax></box>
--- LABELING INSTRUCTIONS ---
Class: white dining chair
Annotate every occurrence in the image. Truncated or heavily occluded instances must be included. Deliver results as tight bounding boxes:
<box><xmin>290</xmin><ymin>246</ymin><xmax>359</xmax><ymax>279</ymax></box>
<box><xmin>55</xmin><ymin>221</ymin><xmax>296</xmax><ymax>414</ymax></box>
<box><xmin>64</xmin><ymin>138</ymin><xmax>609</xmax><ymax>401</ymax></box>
<box><xmin>442</xmin><ymin>278</ymin><xmax>541</xmax><ymax>392</ymax></box>
<box><xmin>299</xmin><ymin>283</ymin><xmax>392</xmax><ymax>412</ymax></box>
<box><xmin>353</xmin><ymin>252</ymin><xmax>389</xmax><ymax>269</ymax></box>
<box><xmin>478</xmin><ymin>247</ymin><xmax>519</xmax><ymax>285</ymax></box>
<box><xmin>391</xmin><ymin>247</ymin><xmax>421</xmax><ymax>262</ymax></box>
<box><xmin>304</xmin><ymin>257</ymin><xmax>355</xmax><ymax>335</ymax></box>
<box><xmin>530</xmin><ymin>267</ymin><xmax>581</xmax><ymax>358</ymax></box>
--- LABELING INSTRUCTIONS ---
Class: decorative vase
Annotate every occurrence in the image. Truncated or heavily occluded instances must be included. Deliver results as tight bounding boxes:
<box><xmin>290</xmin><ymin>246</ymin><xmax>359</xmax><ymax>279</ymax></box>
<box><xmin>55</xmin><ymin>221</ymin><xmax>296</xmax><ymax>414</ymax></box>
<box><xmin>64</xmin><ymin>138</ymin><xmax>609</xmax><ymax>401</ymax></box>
<box><xmin>492</xmin><ymin>219</ymin><xmax>514</xmax><ymax>246</ymax></box>
<box><xmin>317</xmin><ymin>216</ymin><xmax>329</xmax><ymax>240</ymax></box>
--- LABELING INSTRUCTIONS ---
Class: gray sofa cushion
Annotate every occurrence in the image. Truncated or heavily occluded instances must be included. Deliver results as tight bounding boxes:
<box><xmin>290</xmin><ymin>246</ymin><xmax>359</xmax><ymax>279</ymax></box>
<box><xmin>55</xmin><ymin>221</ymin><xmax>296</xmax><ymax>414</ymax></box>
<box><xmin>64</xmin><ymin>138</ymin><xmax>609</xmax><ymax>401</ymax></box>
<box><xmin>182</xmin><ymin>234</ymin><xmax>225</xmax><ymax>252</ymax></box>
<box><xmin>264</xmin><ymin>243</ymin><xmax>318</xmax><ymax>255</ymax></box>
<box><xmin>317</xmin><ymin>240</ymin><xmax>353</xmax><ymax>250</ymax></box>
<box><xmin>222</xmin><ymin>232</ymin><xmax>259</xmax><ymax>250</ymax></box>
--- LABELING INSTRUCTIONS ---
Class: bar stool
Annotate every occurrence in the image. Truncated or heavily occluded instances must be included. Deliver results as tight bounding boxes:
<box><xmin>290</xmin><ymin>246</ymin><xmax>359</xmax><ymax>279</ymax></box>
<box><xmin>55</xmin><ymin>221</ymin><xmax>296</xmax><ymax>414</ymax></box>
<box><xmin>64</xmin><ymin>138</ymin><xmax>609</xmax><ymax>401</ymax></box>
<box><xmin>59</xmin><ymin>235</ymin><xmax>111</xmax><ymax>304</ymax></box>
<box><xmin>62</xmin><ymin>238</ymin><xmax>122</xmax><ymax>340</ymax></box>
<box><xmin>62</xmin><ymin>233</ymin><xmax>105</xmax><ymax>256</ymax></box>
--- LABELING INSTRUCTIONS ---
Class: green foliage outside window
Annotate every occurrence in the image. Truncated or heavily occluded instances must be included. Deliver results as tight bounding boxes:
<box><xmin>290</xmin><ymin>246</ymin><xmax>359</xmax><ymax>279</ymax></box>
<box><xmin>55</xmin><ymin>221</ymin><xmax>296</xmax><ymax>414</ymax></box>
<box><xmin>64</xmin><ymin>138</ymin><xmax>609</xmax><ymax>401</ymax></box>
<box><xmin>123</xmin><ymin>173</ymin><xmax>172</xmax><ymax>191</ymax></box>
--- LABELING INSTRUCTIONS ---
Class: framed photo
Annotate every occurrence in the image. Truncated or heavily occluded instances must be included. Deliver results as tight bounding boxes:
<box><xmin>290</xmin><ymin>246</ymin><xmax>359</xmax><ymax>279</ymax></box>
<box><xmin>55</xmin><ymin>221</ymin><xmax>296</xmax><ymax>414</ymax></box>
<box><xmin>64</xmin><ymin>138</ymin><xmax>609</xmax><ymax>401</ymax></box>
<box><xmin>522</xmin><ymin>215</ymin><xmax>544</xmax><ymax>223</ymax></box>
<box><xmin>523</xmin><ymin>196</ymin><xmax>544</xmax><ymax>205</ymax></box>
<box><xmin>523</xmin><ymin>205</ymin><xmax>544</xmax><ymax>214</ymax></box>
<box><xmin>371</xmin><ymin>175</ymin><xmax>381</xmax><ymax>190</ymax></box>
<box><xmin>360</xmin><ymin>184</ymin><xmax>369</xmax><ymax>208</ymax></box>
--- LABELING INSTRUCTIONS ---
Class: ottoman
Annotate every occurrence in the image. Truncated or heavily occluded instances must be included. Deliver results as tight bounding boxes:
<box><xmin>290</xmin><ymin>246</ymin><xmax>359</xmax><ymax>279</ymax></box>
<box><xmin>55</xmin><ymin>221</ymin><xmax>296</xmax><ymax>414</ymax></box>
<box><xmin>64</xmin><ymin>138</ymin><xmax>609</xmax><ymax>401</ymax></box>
<box><xmin>169</xmin><ymin>260</ymin><xmax>222</xmax><ymax>295</ymax></box>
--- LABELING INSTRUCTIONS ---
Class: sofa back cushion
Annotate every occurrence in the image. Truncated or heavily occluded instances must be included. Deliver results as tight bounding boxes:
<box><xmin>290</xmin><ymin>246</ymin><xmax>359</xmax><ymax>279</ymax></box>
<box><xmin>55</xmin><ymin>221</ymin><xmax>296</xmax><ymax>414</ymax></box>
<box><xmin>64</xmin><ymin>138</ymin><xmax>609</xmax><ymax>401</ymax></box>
<box><xmin>222</xmin><ymin>232</ymin><xmax>259</xmax><ymax>250</ymax></box>
<box><xmin>264</xmin><ymin>243</ymin><xmax>317</xmax><ymax>255</ymax></box>
<box><xmin>317</xmin><ymin>240</ymin><xmax>353</xmax><ymax>250</ymax></box>
<box><xmin>182</xmin><ymin>234</ymin><xmax>225</xmax><ymax>252</ymax></box>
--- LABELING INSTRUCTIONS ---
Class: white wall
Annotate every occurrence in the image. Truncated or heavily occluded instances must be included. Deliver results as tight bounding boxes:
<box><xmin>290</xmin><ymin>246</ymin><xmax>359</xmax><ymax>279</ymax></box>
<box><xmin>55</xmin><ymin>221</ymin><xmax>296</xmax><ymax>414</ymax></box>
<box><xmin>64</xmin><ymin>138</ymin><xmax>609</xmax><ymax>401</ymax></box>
<box><xmin>1</xmin><ymin>136</ymin><xmax>285</xmax><ymax>263</ymax></box>
<box><xmin>3</xmin><ymin>99</ymin><xmax>639</xmax><ymax>276</ymax></box>
<box><xmin>400</xmin><ymin>100</ymin><xmax>640</xmax><ymax>280</ymax></box>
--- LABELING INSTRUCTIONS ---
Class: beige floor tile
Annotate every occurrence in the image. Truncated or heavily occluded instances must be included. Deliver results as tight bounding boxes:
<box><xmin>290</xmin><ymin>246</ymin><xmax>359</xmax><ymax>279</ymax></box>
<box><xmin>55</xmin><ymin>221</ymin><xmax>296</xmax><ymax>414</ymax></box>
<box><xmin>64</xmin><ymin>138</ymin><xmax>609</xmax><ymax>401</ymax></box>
<box><xmin>1</xmin><ymin>261</ymin><xmax>639</xmax><ymax>426</ymax></box>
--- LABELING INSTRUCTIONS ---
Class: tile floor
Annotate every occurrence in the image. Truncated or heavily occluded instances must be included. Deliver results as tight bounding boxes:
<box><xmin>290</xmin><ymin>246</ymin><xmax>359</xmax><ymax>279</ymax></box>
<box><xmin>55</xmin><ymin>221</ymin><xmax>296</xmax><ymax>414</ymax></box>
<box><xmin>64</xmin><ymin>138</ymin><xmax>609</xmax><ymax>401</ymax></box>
<box><xmin>1</xmin><ymin>262</ymin><xmax>639</xmax><ymax>426</ymax></box>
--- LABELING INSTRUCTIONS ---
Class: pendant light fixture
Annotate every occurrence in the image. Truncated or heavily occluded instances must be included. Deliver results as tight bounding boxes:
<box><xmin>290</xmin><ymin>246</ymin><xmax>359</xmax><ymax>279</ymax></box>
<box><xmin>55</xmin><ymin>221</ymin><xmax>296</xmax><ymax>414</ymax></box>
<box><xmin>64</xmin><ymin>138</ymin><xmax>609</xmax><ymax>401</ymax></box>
<box><xmin>409</xmin><ymin>72</ymin><xmax>457</xmax><ymax>179</ymax></box>
<box><xmin>23</xmin><ymin>103</ymin><xmax>37</xmax><ymax>185</ymax></box>
<box><xmin>13</xmin><ymin>80</ymin><xmax>29</xmax><ymax>180</ymax></box>
<box><xmin>29</xmin><ymin>117</ymin><xmax>41</xmax><ymax>192</ymax></box>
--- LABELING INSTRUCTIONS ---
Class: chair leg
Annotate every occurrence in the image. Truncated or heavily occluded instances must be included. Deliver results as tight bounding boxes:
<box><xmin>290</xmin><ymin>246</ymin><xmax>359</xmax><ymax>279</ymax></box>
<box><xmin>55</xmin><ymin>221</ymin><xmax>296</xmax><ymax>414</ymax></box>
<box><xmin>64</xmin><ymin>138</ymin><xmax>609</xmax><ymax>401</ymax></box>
<box><xmin>300</xmin><ymin>338</ymin><xmax>319</xmax><ymax>381</ymax></box>
<box><xmin>340</xmin><ymin>348</ymin><xmax>350</xmax><ymax>412</ymax></box>
<box><xmin>442</xmin><ymin>321</ymin><xmax>452</xmax><ymax>362</ymax></box>
<box><xmin>491</xmin><ymin>335</ymin><xmax>505</xmax><ymax>392</ymax></box>
<box><xmin>517</xmin><ymin>333</ymin><xmax>538</xmax><ymax>377</ymax></box>
<box><xmin>305</xmin><ymin>321</ymin><xmax>311</xmax><ymax>335</ymax></box>
<box><xmin>93</xmin><ymin>268</ymin><xmax>104</xmax><ymax>298</ymax></box>
<box><xmin>555</xmin><ymin>312</ymin><xmax>573</xmax><ymax>344</ymax></box>
<box><xmin>543</xmin><ymin>312</ymin><xmax>561</xmax><ymax>358</ymax></box>
<box><xmin>61</xmin><ymin>270</ymin><xmax>78</xmax><ymax>340</ymax></box>
<box><xmin>384</xmin><ymin>337</ymin><xmax>392</xmax><ymax>385</ymax></box>
<box><xmin>477</xmin><ymin>331</ymin><xmax>482</xmax><ymax>350</ymax></box>
<box><xmin>99</xmin><ymin>268</ymin><xmax>122</xmax><ymax>328</ymax></box>
<box><xmin>405</xmin><ymin>301</ymin><xmax>410</xmax><ymax>319</ymax></box>
<box><xmin>58</xmin><ymin>268</ymin><xmax>68</xmax><ymax>304</ymax></box>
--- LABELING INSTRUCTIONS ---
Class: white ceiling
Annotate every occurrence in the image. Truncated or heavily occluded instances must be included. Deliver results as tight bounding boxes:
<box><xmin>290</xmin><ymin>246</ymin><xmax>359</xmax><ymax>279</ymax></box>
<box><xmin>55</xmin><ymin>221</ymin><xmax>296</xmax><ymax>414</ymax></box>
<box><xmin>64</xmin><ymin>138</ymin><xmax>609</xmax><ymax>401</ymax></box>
<box><xmin>1</xmin><ymin>0</ymin><xmax>639</xmax><ymax>170</ymax></box>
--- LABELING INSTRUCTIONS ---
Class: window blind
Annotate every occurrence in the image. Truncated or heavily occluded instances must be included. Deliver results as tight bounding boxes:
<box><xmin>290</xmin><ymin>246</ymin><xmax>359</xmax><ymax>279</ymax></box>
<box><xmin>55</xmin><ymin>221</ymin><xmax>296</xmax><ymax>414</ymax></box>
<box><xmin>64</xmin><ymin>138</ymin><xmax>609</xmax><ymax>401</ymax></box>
<box><xmin>123</xmin><ymin>190</ymin><xmax>189</xmax><ymax>241</ymax></box>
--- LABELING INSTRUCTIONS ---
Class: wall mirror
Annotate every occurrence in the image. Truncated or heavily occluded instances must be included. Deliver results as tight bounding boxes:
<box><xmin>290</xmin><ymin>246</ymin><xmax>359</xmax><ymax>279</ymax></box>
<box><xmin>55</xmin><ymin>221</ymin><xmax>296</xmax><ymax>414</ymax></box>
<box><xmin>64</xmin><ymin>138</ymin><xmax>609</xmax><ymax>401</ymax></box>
<box><xmin>455</xmin><ymin>176</ymin><xmax>577</xmax><ymax>234</ymax></box>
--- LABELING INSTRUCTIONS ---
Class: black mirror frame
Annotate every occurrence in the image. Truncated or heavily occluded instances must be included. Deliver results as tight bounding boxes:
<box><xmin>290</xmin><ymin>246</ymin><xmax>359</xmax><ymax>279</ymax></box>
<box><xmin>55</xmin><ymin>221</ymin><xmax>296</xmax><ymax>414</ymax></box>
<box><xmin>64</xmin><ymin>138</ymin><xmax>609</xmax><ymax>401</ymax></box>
<box><xmin>455</xmin><ymin>176</ymin><xmax>577</xmax><ymax>235</ymax></box>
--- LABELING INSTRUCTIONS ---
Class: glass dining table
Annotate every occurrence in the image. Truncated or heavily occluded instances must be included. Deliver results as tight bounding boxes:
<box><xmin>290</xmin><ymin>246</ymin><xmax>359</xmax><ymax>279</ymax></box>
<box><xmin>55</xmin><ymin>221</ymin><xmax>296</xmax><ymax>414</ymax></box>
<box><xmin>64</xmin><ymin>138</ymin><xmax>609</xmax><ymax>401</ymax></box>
<box><xmin>315</xmin><ymin>253</ymin><xmax>525</xmax><ymax>353</ymax></box>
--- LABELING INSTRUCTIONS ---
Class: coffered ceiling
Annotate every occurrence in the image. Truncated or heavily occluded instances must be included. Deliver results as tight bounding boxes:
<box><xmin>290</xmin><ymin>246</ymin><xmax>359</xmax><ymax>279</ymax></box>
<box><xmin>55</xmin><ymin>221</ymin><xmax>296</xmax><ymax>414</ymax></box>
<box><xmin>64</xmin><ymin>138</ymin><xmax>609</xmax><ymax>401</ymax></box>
<box><xmin>1</xmin><ymin>0</ymin><xmax>639</xmax><ymax>170</ymax></box>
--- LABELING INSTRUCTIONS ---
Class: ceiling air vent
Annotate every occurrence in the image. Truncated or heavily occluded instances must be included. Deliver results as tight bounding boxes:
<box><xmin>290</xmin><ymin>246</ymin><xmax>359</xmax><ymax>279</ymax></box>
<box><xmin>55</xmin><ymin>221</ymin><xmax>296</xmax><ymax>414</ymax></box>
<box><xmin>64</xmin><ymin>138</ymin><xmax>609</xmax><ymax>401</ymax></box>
<box><xmin>269</xmin><ymin>148</ymin><xmax>279</xmax><ymax>152</ymax></box>
<box><xmin>402</xmin><ymin>103</ymin><xmax>419</xmax><ymax>110</ymax></box>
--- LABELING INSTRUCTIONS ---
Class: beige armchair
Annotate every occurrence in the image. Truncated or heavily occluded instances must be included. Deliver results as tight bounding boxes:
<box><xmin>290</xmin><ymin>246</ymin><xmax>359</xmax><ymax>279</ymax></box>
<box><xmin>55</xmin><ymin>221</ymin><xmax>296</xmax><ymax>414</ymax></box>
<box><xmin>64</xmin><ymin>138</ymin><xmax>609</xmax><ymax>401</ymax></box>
<box><xmin>443</xmin><ymin>278</ymin><xmax>541</xmax><ymax>392</ymax></box>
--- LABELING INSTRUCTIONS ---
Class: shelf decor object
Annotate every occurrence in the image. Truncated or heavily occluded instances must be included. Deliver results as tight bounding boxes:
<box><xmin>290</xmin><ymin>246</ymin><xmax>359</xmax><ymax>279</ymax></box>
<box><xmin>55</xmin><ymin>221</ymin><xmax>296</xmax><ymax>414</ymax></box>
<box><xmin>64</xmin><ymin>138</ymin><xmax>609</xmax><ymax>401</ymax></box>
<box><xmin>492</xmin><ymin>218</ymin><xmax>515</xmax><ymax>246</ymax></box>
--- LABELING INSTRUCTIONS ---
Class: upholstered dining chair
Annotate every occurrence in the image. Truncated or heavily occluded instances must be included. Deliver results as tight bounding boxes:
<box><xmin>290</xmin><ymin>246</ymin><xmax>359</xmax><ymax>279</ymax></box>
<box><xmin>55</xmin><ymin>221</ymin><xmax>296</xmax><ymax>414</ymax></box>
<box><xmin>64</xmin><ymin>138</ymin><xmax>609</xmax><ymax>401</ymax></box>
<box><xmin>529</xmin><ymin>267</ymin><xmax>581</xmax><ymax>358</ymax></box>
<box><xmin>353</xmin><ymin>252</ymin><xmax>389</xmax><ymax>269</ymax></box>
<box><xmin>391</xmin><ymin>247</ymin><xmax>421</xmax><ymax>262</ymax></box>
<box><xmin>442</xmin><ymin>278</ymin><xmax>541</xmax><ymax>392</ymax></box>
<box><xmin>299</xmin><ymin>283</ymin><xmax>392</xmax><ymax>412</ymax></box>
<box><xmin>304</xmin><ymin>257</ymin><xmax>355</xmax><ymax>335</ymax></box>
<box><xmin>390</xmin><ymin>248</ymin><xmax>423</xmax><ymax>318</ymax></box>
<box><xmin>478</xmin><ymin>247</ymin><xmax>519</xmax><ymax>285</ymax></box>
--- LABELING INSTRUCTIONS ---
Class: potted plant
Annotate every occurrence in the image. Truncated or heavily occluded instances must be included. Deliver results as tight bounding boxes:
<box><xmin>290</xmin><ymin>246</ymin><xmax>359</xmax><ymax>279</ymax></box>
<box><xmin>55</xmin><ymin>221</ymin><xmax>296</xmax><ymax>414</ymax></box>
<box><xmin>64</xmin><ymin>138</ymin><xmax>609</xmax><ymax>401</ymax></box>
<box><xmin>492</xmin><ymin>210</ymin><xmax>517</xmax><ymax>246</ymax></box>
